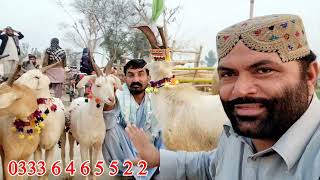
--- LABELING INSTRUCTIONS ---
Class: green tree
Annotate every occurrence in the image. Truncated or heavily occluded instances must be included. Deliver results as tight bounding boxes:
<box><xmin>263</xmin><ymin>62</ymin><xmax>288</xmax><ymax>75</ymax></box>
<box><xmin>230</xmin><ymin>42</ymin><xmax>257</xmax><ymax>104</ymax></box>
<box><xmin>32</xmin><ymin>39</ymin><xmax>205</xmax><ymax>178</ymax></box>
<box><xmin>204</xmin><ymin>50</ymin><xmax>217</xmax><ymax>67</ymax></box>
<box><xmin>58</xmin><ymin>0</ymin><xmax>180</xmax><ymax>64</ymax></box>
<box><xmin>127</xmin><ymin>31</ymin><xmax>150</xmax><ymax>58</ymax></box>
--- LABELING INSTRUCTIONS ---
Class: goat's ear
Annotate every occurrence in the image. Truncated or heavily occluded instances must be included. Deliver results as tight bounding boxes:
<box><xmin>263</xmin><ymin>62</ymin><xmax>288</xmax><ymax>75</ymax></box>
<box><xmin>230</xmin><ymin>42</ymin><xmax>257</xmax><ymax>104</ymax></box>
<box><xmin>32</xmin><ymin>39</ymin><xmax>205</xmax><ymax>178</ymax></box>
<box><xmin>0</xmin><ymin>92</ymin><xmax>19</xmax><ymax>109</ymax></box>
<box><xmin>109</xmin><ymin>74</ymin><xmax>123</xmax><ymax>91</ymax></box>
<box><xmin>76</xmin><ymin>75</ymin><xmax>97</xmax><ymax>89</ymax></box>
<box><xmin>144</xmin><ymin>61</ymin><xmax>152</xmax><ymax>71</ymax></box>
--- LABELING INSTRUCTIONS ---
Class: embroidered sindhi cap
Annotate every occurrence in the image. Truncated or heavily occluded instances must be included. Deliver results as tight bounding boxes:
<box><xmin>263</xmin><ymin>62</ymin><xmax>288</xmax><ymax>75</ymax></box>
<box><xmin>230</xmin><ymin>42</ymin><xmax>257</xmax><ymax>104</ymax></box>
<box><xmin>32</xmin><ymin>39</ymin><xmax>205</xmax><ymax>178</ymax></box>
<box><xmin>216</xmin><ymin>14</ymin><xmax>310</xmax><ymax>62</ymax></box>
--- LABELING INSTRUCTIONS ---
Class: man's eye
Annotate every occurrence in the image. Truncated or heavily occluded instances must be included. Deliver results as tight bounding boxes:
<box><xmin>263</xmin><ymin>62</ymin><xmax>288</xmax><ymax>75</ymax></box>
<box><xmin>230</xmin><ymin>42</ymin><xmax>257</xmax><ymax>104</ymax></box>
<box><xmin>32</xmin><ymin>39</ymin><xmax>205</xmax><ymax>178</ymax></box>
<box><xmin>220</xmin><ymin>72</ymin><xmax>234</xmax><ymax>77</ymax></box>
<box><xmin>257</xmin><ymin>68</ymin><xmax>273</xmax><ymax>74</ymax></box>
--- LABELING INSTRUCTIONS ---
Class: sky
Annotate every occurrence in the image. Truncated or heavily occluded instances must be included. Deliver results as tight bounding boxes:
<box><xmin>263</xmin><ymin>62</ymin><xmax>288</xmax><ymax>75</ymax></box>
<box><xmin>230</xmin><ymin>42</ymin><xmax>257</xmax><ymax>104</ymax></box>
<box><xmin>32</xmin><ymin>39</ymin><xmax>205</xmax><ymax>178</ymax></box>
<box><xmin>1</xmin><ymin>0</ymin><xmax>319</xmax><ymax>65</ymax></box>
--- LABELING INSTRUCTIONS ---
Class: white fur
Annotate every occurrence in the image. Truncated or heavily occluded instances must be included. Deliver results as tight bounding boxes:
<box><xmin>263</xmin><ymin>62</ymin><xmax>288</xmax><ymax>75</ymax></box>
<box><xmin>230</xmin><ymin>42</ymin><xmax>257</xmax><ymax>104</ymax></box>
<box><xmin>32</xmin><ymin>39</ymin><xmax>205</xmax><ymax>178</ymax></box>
<box><xmin>147</xmin><ymin>61</ymin><xmax>229</xmax><ymax>151</ymax></box>
<box><xmin>15</xmin><ymin>69</ymin><xmax>66</xmax><ymax>179</ymax></box>
<box><xmin>66</xmin><ymin>74</ymin><xmax>122</xmax><ymax>180</ymax></box>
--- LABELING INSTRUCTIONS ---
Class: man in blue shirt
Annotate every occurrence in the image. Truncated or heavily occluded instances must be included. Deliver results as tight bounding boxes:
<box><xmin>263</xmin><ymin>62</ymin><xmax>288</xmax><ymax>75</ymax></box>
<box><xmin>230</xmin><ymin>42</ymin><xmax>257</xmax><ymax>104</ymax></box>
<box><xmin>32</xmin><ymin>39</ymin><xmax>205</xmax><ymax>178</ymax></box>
<box><xmin>125</xmin><ymin>14</ymin><xmax>320</xmax><ymax>180</ymax></box>
<box><xmin>103</xmin><ymin>59</ymin><xmax>162</xmax><ymax>180</ymax></box>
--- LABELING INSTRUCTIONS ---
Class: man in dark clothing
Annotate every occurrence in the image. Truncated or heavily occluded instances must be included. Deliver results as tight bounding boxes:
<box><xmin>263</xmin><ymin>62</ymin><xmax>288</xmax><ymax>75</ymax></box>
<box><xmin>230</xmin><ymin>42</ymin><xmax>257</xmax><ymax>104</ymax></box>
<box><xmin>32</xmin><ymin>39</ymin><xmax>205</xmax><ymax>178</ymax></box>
<box><xmin>43</xmin><ymin>38</ymin><xmax>66</xmax><ymax>98</ymax></box>
<box><xmin>80</xmin><ymin>47</ymin><xmax>94</xmax><ymax>75</ymax></box>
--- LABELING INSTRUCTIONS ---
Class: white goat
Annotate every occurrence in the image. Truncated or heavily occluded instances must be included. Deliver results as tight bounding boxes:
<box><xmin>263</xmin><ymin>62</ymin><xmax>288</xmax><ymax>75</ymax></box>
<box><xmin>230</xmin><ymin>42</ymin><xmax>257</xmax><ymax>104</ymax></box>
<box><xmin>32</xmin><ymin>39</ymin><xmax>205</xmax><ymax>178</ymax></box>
<box><xmin>0</xmin><ymin>66</ymin><xmax>40</xmax><ymax>180</ymax></box>
<box><xmin>14</xmin><ymin>69</ymin><xmax>66</xmax><ymax>179</ymax></box>
<box><xmin>146</xmin><ymin>61</ymin><xmax>229</xmax><ymax>151</ymax></box>
<box><xmin>133</xmin><ymin>25</ymin><xmax>228</xmax><ymax>151</ymax></box>
<box><xmin>66</xmin><ymin>72</ymin><xmax>122</xmax><ymax>180</ymax></box>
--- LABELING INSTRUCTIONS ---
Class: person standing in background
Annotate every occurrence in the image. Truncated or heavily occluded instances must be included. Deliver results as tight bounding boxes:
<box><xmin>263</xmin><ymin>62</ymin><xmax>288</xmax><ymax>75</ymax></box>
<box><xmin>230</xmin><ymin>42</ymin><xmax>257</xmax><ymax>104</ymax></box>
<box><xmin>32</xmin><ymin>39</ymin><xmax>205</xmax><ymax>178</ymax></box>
<box><xmin>0</xmin><ymin>26</ymin><xmax>24</xmax><ymax>79</ymax></box>
<box><xmin>43</xmin><ymin>37</ymin><xmax>66</xmax><ymax>98</ymax></box>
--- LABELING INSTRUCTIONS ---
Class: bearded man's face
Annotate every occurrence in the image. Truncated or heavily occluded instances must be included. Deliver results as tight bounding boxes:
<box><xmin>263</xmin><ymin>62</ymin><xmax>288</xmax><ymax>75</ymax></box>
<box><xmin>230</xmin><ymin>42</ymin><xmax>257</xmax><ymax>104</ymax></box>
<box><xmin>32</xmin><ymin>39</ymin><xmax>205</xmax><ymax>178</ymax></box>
<box><xmin>218</xmin><ymin>41</ymin><xmax>313</xmax><ymax>140</ymax></box>
<box><xmin>125</xmin><ymin>68</ymin><xmax>149</xmax><ymax>95</ymax></box>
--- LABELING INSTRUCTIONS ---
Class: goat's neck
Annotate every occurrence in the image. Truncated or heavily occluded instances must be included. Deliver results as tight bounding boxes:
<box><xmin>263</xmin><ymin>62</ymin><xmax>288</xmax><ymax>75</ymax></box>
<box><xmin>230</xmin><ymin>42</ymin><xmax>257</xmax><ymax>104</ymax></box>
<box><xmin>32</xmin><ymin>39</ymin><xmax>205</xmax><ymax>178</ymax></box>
<box><xmin>35</xmin><ymin>88</ymin><xmax>52</xmax><ymax>98</ymax></box>
<box><xmin>87</xmin><ymin>99</ymin><xmax>104</xmax><ymax>113</ymax></box>
<box><xmin>153</xmin><ymin>88</ymin><xmax>175</xmax><ymax>104</ymax></box>
<box><xmin>86</xmin><ymin>100</ymin><xmax>105</xmax><ymax>128</ymax></box>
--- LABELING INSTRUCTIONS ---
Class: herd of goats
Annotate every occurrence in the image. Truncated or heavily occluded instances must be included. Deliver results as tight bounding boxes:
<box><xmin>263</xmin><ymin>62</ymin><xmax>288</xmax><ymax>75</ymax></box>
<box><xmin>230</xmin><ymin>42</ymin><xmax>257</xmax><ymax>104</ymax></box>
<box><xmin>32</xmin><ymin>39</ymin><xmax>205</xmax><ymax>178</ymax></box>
<box><xmin>0</xmin><ymin>27</ymin><xmax>229</xmax><ymax>180</ymax></box>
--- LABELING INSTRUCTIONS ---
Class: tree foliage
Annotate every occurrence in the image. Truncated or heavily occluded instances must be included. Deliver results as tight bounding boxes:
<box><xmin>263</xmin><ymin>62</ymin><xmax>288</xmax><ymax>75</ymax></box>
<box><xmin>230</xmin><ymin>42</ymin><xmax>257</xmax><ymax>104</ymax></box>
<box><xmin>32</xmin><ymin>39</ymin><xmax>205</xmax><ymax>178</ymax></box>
<box><xmin>204</xmin><ymin>50</ymin><xmax>217</xmax><ymax>67</ymax></box>
<box><xmin>58</xmin><ymin>0</ymin><xmax>180</xmax><ymax>64</ymax></box>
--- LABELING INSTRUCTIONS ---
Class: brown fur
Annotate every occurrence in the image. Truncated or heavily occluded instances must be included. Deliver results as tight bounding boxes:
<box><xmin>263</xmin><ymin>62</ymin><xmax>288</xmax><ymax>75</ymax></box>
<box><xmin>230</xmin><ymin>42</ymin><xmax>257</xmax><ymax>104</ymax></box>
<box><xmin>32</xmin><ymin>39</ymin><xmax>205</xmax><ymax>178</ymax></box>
<box><xmin>0</xmin><ymin>84</ymin><xmax>38</xmax><ymax>120</ymax></box>
<box><xmin>0</xmin><ymin>83</ymin><xmax>39</xmax><ymax>179</ymax></box>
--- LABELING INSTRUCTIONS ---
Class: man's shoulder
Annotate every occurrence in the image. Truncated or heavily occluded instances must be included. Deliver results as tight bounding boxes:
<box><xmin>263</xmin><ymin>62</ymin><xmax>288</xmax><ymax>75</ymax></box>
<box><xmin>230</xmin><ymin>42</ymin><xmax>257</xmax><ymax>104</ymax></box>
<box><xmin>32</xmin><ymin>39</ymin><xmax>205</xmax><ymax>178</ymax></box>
<box><xmin>299</xmin><ymin>125</ymin><xmax>320</xmax><ymax>166</ymax></box>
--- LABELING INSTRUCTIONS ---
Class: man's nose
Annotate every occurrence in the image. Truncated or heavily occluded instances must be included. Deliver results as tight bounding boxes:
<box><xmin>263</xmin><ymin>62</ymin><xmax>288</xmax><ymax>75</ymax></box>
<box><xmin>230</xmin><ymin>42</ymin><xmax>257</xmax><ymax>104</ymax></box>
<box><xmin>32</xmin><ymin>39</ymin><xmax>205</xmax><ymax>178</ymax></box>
<box><xmin>232</xmin><ymin>74</ymin><xmax>258</xmax><ymax>97</ymax></box>
<box><xmin>132</xmin><ymin>76</ymin><xmax>140</xmax><ymax>82</ymax></box>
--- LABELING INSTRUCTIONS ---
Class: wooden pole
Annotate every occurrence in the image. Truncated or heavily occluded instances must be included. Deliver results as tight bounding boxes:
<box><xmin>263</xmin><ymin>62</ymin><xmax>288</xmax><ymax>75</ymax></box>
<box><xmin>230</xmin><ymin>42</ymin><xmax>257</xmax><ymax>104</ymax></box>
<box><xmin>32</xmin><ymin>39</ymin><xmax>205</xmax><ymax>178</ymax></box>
<box><xmin>193</xmin><ymin>46</ymin><xmax>203</xmax><ymax>80</ymax></box>
<box><xmin>163</xmin><ymin>10</ymin><xmax>169</xmax><ymax>46</ymax></box>
<box><xmin>250</xmin><ymin>0</ymin><xmax>254</xmax><ymax>19</ymax></box>
<box><xmin>171</xmin><ymin>40</ymin><xmax>176</xmax><ymax>60</ymax></box>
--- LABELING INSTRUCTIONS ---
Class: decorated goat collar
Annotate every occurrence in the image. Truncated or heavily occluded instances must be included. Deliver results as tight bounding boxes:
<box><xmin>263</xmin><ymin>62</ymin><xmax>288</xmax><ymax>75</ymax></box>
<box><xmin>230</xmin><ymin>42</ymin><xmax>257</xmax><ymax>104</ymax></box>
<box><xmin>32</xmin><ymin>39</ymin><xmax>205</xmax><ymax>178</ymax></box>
<box><xmin>37</xmin><ymin>98</ymin><xmax>58</xmax><ymax>111</ymax></box>
<box><xmin>12</xmin><ymin>98</ymin><xmax>58</xmax><ymax>140</ymax></box>
<box><xmin>146</xmin><ymin>75</ymin><xmax>179</xmax><ymax>93</ymax></box>
<box><xmin>84</xmin><ymin>94</ymin><xmax>103</xmax><ymax>108</ymax></box>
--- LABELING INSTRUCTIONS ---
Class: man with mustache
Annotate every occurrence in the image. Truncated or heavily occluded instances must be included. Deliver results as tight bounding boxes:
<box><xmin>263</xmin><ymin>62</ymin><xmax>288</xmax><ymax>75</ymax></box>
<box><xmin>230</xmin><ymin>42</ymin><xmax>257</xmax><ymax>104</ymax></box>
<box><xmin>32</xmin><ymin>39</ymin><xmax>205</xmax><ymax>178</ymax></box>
<box><xmin>21</xmin><ymin>54</ymin><xmax>40</xmax><ymax>72</ymax></box>
<box><xmin>125</xmin><ymin>14</ymin><xmax>320</xmax><ymax>179</ymax></box>
<box><xmin>102</xmin><ymin>59</ymin><xmax>162</xmax><ymax>180</ymax></box>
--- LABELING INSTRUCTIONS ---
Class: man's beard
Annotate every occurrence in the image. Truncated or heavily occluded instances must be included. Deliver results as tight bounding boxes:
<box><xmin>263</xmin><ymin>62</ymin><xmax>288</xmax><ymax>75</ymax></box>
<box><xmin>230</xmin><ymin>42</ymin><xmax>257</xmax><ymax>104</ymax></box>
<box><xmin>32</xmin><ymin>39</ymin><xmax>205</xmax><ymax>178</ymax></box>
<box><xmin>128</xmin><ymin>82</ymin><xmax>146</xmax><ymax>95</ymax></box>
<box><xmin>221</xmin><ymin>79</ymin><xmax>309</xmax><ymax>140</ymax></box>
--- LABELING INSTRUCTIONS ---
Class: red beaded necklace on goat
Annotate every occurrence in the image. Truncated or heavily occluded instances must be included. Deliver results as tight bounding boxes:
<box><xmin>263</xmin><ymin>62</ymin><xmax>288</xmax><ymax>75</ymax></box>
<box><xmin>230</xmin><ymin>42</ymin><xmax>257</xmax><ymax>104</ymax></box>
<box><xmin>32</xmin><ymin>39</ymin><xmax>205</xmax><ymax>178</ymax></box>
<box><xmin>84</xmin><ymin>93</ymin><xmax>103</xmax><ymax>108</ymax></box>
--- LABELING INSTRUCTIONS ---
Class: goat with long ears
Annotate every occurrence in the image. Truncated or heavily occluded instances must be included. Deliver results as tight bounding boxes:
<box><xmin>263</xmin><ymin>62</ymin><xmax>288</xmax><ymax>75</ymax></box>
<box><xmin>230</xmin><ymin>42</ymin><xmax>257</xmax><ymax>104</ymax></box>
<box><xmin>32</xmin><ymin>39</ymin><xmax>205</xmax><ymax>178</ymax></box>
<box><xmin>1</xmin><ymin>58</ymin><xmax>38</xmax><ymax>118</ymax></box>
<box><xmin>0</xmin><ymin>59</ymin><xmax>42</xmax><ymax>180</ymax></box>
<box><xmin>65</xmin><ymin>54</ymin><xmax>122</xmax><ymax>180</ymax></box>
<box><xmin>133</xmin><ymin>25</ymin><xmax>228</xmax><ymax>152</ymax></box>
<box><xmin>14</xmin><ymin>60</ymin><xmax>66</xmax><ymax>179</ymax></box>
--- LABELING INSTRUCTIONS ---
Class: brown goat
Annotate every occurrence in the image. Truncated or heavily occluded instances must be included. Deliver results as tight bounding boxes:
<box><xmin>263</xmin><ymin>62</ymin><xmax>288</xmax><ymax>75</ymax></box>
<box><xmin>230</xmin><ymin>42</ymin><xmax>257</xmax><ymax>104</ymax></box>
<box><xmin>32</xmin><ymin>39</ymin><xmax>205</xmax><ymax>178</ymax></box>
<box><xmin>0</xmin><ymin>67</ymin><xmax>39</xmax><ymax>179</ymax></box>
<box><xmin>0</xmin><ymin>83</ymin><xmax>38</xmax><ymax>119</ymax></box>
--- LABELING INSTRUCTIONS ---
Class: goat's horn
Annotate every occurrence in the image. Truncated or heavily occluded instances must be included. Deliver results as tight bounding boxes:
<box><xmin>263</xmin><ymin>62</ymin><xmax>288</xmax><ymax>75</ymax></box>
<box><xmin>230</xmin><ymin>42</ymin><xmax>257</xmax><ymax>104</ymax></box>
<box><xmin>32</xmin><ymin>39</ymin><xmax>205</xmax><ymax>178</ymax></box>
<box><xmin>92</xmin><ymin>58</ymin><xmax>103</xmax><ymax>77</ymax></box>
<box><xmin>7</xmin><ymin>59</ymin><xmax>23</xmax><ymax>86</ymax></box>
<box><xmin>88</xmin><ymin>52</ymin><xmax>103</xmax><ymax>77</ymax></box>
<box><xmin>104</xmin><ymin>48</ymin><xmax>116</xmax><ymax>75</ymax></box>
<box><xmin>157</xmin><ymin>26</ymin><xmax>168</xmax><ymax>49</ymax></box>
<box><xmin>103</xmin><ymin>58</ymin><xmax>115</xmax><ymax>75</ymax></box>
<box><xmin>41</xmin><ymin>61</ymin><xmax>62</xmax><ymax>73</ymax></box>
<box><xmin>132</xmin><ymin>26</ymin><xmax>160</xmax><ymax>49</ymax></box>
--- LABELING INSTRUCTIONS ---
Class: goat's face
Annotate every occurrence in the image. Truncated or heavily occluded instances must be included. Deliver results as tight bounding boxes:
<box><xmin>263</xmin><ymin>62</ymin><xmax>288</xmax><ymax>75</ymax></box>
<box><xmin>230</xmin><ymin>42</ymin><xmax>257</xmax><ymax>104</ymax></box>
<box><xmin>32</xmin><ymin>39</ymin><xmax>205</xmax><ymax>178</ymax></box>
<box><xmin>146</xmin><ymin>61</ymin><xmax>173</xmax><ymax>81</ymax></box>
<box><xmin>15</xmin><ymin>69</ymin><xmax>50</xmax><ymax>92</ymax></box>
<box><xmin>91</xmin><ymin>75</ymin><xmax>122</xmax><ymax>106</ymax></box>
